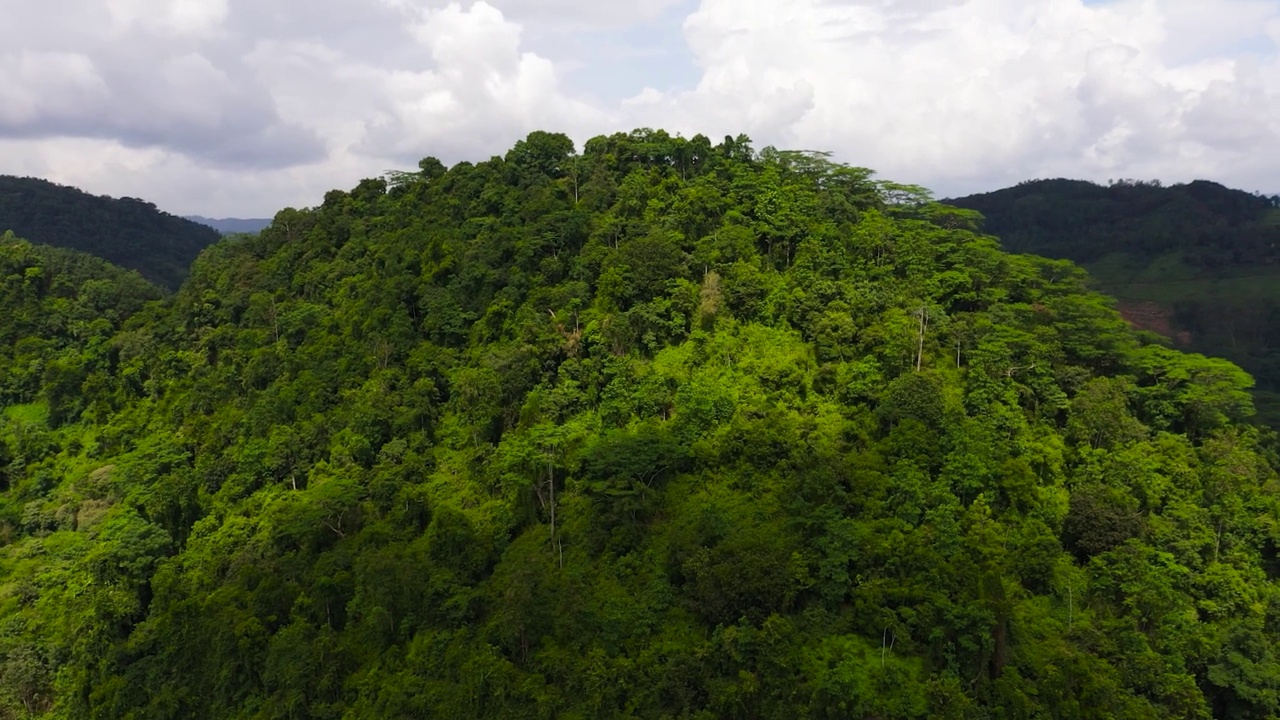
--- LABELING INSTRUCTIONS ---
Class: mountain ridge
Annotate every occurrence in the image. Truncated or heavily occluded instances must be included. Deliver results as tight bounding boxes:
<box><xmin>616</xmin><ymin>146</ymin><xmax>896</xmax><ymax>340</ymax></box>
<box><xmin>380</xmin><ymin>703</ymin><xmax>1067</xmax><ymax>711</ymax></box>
<box><xmin>184</xmin><ymin>215</ymin><xmax>273</xmax><ymax>235</ymax></box>
<box><xmin>950</xmin><ymin>177</ymin><xmax>1280</xmax><ymax>428</ymax></box>
<box><xmin>0</xmin><ymin>175</ymin><xmax>220</xmax><ymax>289</ymax></box>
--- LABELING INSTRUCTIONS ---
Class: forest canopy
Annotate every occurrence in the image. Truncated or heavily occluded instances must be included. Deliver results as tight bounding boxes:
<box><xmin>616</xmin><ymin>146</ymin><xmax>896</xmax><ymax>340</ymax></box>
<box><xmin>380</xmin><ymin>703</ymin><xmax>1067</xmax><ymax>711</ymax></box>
<box><xmin>950</xmin><ymin>178</ymin><xmax>1280</xmax><ymax>430</ymax></box>
<box><xmin>0</xmin><ymin>176</ymin><xmax>221</xmax><ymax>290</ymax></box>
<box><xmin>948</xmin><ymin>178</ymin><xmax>1280</xmax><ymax>267</ymax></box>
<box><xmin>0</xmin><ymin>129</ymin><xmax>1277</xmax><ymax>719</ymax></box>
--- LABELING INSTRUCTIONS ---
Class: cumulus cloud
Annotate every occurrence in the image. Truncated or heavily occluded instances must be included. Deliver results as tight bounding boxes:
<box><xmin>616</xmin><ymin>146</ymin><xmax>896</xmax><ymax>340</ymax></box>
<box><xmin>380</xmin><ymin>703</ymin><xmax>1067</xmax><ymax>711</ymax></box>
<box><xmin>485</xmin><ymin>0</ymin><xmax>688</xmax><ymax>29</ymax></box>
<box><xmin>0</xmin><ymin>0</ymin><xmax>612</xmax><ymax>212</ymax></box>
<box><xmin>105</xmin><ymin>0</ymin><xmax>231</xmax><ymax>36</ymax></box>
<box><xmin>0</xmin><ymin>0</ymin><xmax>323</xmax><ymax>169</ymax></box>
<box><xmin>358</xmin><ymin>1</ymin><xmax>611</xmax><ymax>160</ymax></box>
<box><xmin>628</xmin><ymin>0</ymin><xmax>1280</xmax><ymax>194</ymax></box>
<box><xmin>242</xmin><ymin>1</ymin><xmax>611</xmax><ymax>166</ymax></box>
<box><xmin>0</xmin><ymin>0</ymin><xmax>1276</xmax><ymax>216</ymax></box>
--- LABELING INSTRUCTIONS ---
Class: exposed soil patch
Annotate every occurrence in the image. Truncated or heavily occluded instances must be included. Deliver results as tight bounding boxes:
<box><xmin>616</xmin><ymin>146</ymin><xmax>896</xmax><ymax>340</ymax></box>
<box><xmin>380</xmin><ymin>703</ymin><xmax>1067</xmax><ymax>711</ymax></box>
<box><xmin>1116</xmin><ymin>300</ymin><xmax>1192</xmax><ymax>345</ymax></box>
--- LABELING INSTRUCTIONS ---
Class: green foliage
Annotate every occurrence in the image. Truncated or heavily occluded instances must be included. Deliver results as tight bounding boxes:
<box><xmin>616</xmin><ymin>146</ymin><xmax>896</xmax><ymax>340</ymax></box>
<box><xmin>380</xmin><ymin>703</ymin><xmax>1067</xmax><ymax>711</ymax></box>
<box><xmin>950</xmin><ymin>178</ymin><xmax>1280</xmax><ymax>428</ymax></box>
<box><xmin>0</xmin><ymin>177</ymin><xmax>220</xmax><ymax>289</ymax></box>
<box><xmin>951</xmin><ymin>178</ymin><xmax>1279</xmax><ymax>268</ymax></box>
<box><xmin>0</xmin><ymin>236</ymin><xmax>162</xmax><ymax>427</ymax></box>
<box><xmin>0</xmin><ymin>132</ymin><xmax>1277</xmax><ymax>719</ymax></box>
<box><xmin>1061</xmin><ymin>485</ymin><xmax>1142</xmax><ymax>560</ymax></box>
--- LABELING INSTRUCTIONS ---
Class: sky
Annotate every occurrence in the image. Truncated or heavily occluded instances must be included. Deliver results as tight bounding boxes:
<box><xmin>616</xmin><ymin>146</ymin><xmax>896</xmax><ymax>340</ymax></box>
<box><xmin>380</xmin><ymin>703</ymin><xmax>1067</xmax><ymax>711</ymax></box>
<box><xmin>0</xmin><ymin>0</ymin><xmax>1277</xmax><ymax>217</ymax></box>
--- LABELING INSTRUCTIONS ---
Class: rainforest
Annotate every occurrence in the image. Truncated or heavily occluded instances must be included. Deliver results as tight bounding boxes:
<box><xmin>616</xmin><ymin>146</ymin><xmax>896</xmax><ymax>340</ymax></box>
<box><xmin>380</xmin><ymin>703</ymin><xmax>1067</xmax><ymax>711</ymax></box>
<box><xmin>0</xmin><ymin>129</ymin><xmax>1276</xmax><ymax>719</ymax></box>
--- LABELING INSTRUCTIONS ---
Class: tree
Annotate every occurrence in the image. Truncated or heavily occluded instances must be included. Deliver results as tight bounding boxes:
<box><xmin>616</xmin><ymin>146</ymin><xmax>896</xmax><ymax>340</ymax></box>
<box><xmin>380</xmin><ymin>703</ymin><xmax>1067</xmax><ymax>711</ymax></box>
<box><xmin>0</xmin><ymin>130</ymin><xmax>1275</xmax><ymax>720</ymax></box>
<box><xmin>506</xmin><ymin>131</ymin><xmax>576</xmax><ymax>183</ymax></box>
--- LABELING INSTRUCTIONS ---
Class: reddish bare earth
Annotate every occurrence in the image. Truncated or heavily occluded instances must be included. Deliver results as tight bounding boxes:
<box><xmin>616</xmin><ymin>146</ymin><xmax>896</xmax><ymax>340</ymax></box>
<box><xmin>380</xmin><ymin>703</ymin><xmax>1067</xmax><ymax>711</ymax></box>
<box><xmin>1116</xmin><ymin>300</ymin><xmax>1192</xmax><ymax>346</ymax></box>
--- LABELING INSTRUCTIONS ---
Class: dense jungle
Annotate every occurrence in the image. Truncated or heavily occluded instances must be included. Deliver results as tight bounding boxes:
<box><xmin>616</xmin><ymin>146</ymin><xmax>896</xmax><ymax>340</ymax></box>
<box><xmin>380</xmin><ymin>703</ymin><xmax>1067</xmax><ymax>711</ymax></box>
<box><xmin>0</xmin><ymin>130</ymin><xmax>1277</xmax><ymax>719</ymax></box>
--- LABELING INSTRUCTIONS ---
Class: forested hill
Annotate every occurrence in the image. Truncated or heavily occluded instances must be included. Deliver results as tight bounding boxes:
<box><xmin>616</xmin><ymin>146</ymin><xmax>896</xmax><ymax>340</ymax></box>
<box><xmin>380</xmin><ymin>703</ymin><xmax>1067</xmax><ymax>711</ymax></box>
<box><xmin>184</xmin><ymin>216</ymin><xmax>273</xmax><ymax>235</ymax></box>
<box><xmin>1</xmin><ymin>130</ymin><xmax>1278</xmax><ymax>719</ymax></box>
<box><xmin>946</xmin><ymin>178</ymin><xmax>1280</xmax><ymax>266</ymax></box>
<box><xmin>0</xmin><ymin>233</ymin><xmax>162</xmax><ymax>422</ymax></box>
<box><xmin>950</xmin><ymin>179</ymin><xmax>1280</xmax><ymax>429</ymax></box>
<box><xmin>0</xmin><ymin>176</ymin><xmax>221</xmax><ymax>289</ymax></box>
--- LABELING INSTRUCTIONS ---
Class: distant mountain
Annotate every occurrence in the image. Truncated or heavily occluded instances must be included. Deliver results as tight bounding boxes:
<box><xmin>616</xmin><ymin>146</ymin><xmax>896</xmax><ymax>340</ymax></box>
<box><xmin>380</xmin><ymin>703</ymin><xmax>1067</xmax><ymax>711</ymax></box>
<box><xmin>185</xmin><ymin>215</ymin><xmax>273</xmax><ymax>235</ymax></box>
<box><xmin>950</xmin><ymin>178</ymin><xmax>1280</xmax><ymax>427</ymax></box>
<box><xmin>0</xmin><ymin>176</ymin><xmax>220</xmax><ymax>289</ymax></box>
<box><xmin>947</xmin><ymin>178</ymin><xmax>1280</xmax><ymax>266</ymax></box>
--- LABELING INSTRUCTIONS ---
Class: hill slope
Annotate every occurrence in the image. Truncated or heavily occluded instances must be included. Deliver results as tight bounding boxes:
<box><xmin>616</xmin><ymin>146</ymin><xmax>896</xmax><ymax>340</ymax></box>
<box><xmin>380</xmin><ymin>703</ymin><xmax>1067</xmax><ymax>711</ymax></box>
<box><xmin>184</xmin><ymin>215</ymin><xmax>273</xmax><ymax>235</ymax></box>
<box><xmin>0</xmin><ymin>176</ymin><xmax>221</xmax><ymax>289</ymax></box>
<box><xmin>950</xmin><ymin>179</ymin><xmax>1280</xmax><ymax>427</ymax></box>
<box><xmin>0</xmin><ymin>132</ymin><xmax>1277</xmax><ymax>719</ymax></box>
<box><xmin>0</xmin><ymin>232</ymin><xmax>162</xmax><ymax>424</ymax></box>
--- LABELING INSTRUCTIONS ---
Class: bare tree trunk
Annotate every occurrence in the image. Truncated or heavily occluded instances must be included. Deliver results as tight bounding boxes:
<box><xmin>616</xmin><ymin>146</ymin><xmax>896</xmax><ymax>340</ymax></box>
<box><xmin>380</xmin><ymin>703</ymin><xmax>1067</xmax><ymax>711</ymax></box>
<box><xmin>270</xmin><ymin>296</ymin><xmax>280</xmax><ymax>343</ymax></box>
<box><xmin>546</xmin><ymin>463</ymin><xmax>562</xmax><ymax>568</ymax></box>
<box><xmin>915</xmin><ymin>305</ymin><xmax>929</xmax><ymax>371</ymax></box>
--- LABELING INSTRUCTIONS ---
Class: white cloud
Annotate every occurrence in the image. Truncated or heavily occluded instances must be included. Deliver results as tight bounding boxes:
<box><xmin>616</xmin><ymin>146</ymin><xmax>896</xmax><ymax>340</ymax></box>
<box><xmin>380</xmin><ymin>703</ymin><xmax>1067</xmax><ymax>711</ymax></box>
<box><xmin>0</xmin><ymin>0</ymin><xmax>617</xmax><ymax>214</ymax></box>
<box><xmin>0</xmin><ymin>52</ymin><xmax>109</xmax><ymax>126</ymax></box>
<box><xmin>627</xmin><ymin>0</ymin><xmax>1280</xmax><ymax>195</ymax></box>
<box><xmin>244</xmin><ymin>2</ymin><xmax>611</xmax><ymax>167</ymax></box>
<box><xmin>485</xmin><ymin>0</ymin><xmax>688</xmax><ymax>30</ymax></box>
<box><xmin>105</xmin><ymin>0</ymin><xmax>230</xmax><ymax>36</ymax></box>
<box><xmin>0</xmin><ymin>0</ymin><xmax>322</xmax><ymax>171</ymax></box>
<box><xmin>0</xmin><ymin>0</ymin><xmax>1276</xmax><ymax>217</ymax></box>
<box><xmin>358</xmin><ymin>1</ymin><xmax>610</xmax><ymax>160</ymax></box>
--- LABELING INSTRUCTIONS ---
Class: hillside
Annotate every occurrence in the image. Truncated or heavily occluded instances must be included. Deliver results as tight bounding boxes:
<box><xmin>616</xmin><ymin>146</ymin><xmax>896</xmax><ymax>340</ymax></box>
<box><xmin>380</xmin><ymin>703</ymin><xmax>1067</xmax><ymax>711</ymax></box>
<box><xmin>950</xmin><ymin>179</ymin><xmax>1280</xmax><ymax>428</ymax></box>
<box><xmin>0</xmin><ymin>176</ymin><xmax>221</xmax><ymax>289</ymax></box>
<box><xmin>185</xmin><ymin>216</ymin><xmax>273</xmax><ymax>235</ymax></box>
<box><xmin>0</xmin><ymin>232</ymin><xmax>162</xmax><ymax>424</ymax></box>
<box><xmin>0</xmin><ymin>131</ymin><xmax>1277</xmax><ymax>719</ymax></box>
